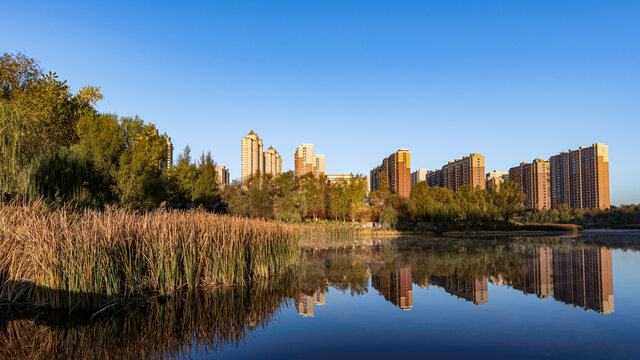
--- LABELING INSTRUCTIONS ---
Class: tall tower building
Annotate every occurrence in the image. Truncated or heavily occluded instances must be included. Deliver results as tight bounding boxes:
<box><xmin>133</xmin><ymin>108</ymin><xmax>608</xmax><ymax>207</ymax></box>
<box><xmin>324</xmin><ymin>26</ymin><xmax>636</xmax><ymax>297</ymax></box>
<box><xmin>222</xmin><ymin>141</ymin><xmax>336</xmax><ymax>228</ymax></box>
<box><xmin>241</xmin><ymin>130</ymin><xmax>264</xmax><ymax>181</ymax></box>
<box><xmin>509</xmin><ymin>159</ymin><xmax>551</xmax><ymax>211</ymax></box>
<box><xmin>294</xmin><ymin>144</ymin><xmax>314</xmax><ymax>177</ymax></box>
<box><xmin>214</xmin><ymin>165</ymin><xmax>230</xmax><ymax>187</ymax></box>
<box><xmin>314</xmin><ymin>154</ymin><xmax>325</xmax><ymax>177</ymax></box>
<box><xmin>263</xmin><ymin>146</ymin><xmax>282</xmax><ymax>177</ymax></box>
<box><xmin>370</xmin><ymin>149</ymin><xmax>411</xmax><ymax>197</ymax></box>
<box><xmin>550</xmin><ymin>143</ymin><xmax>610</xmax><ymax>210</ymax></box>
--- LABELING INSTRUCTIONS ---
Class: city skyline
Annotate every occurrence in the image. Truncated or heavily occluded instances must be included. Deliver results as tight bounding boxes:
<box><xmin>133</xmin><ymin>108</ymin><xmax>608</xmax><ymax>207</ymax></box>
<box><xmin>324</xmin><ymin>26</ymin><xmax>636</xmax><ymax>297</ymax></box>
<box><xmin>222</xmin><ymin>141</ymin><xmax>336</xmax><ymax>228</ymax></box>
<box><xmin>5</xmin><ymin>2</ymin><xmax>639</xmax><ymax>205</ymax></box>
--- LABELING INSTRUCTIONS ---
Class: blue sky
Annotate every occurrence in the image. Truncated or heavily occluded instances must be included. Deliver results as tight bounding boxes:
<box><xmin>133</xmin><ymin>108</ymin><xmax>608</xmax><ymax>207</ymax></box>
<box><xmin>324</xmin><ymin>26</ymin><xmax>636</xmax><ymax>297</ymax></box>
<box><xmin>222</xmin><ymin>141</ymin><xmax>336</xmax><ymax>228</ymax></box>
<box><xmin>3</xmin><ymin>1</ymin><xmax>639</xmax><ymax>205</ymax></box>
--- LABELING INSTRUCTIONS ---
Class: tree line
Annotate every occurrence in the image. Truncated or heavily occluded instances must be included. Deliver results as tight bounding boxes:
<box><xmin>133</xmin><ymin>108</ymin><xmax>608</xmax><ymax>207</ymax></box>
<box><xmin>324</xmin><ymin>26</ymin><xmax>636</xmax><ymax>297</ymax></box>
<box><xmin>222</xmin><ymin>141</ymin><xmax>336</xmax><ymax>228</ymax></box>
<box><xmin>0</xmin><ymin>52</ymin><xmax>222</xmax><ymax>209</ymax></box>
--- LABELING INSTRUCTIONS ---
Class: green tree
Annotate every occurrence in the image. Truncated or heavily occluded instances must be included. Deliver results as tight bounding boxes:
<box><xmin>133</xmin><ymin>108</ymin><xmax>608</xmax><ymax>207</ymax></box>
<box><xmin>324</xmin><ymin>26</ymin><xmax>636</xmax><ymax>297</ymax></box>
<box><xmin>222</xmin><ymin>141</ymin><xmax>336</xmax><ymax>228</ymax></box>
<box><xmin>494</xmin><ymin>180</ymin><xmax>525</xmax><ymax>223</ymax></box>
<box><xmin>192</xmin><ymin>152</ymin><xmax>220</xmax><ymax>210</ymax></box>
<box><xmin>116</xmin><ymin>117</ymin><xmax>167</xmax><ymax>209</ymax></box>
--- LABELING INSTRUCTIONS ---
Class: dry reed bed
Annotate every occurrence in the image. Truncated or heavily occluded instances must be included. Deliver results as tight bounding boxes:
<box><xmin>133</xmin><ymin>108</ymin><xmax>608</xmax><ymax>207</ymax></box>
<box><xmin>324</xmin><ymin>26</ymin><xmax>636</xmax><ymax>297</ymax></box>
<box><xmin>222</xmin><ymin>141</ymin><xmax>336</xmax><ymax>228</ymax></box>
<box><xmin>283</xmin><ymin>221</ymin><xmax>362</xmax><ymax>240</ymax></box>
<box><xmin>0</xmin><ymin>201</ymin><xmax>299</xmax><ymax>310</ymax></box>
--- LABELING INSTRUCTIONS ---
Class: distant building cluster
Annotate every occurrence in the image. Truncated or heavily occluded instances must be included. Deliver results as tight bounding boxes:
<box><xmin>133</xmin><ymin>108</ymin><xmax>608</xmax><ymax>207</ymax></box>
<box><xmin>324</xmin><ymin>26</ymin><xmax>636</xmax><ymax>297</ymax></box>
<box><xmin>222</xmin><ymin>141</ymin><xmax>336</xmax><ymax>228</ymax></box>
<box><xmin>507</xmin><ymin>143</ymin><xmax>609</xmax><ymax>210</ymax></box>
<box><xmin>370</xmin><ymin>149</ymin><xmax>411</xmax><ymax>197</ymax></box>
<box><xmin>165</xmin><ymin>129</ymin><xmax>609</xmax><ymax>211</ymax></box>
<box><xmin>405</xmin><ymin>143</ymin><xmax>609</xmax><ymax>210</ymax></box>
<box><xmin>241</xmin><ymin>130</ymin><xmax>282</xmax><ymax>181</ymax></box>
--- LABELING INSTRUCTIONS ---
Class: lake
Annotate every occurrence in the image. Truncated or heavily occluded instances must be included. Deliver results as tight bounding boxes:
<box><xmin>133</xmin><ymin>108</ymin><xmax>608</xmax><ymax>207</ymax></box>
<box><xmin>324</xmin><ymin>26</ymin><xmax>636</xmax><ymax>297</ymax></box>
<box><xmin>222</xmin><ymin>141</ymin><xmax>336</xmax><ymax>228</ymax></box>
<box><xmin>2</xmin><ymin>230</ymin><xmax>639</xmax><ymax>359</ymax></box>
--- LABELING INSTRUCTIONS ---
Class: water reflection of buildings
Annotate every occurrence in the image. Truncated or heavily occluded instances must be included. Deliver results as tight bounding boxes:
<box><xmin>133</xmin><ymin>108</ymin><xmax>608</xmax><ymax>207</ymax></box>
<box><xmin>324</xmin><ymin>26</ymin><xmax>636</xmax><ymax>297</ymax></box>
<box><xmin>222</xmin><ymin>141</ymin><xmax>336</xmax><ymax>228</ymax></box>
<box><xmin>506</xmin><ymin>246</ymin><xmax>614</xmax><ymax>314</ymax></box>
<box><xmin>429</xmin><ymin>274</ymin><xmax>488</xmax><ymax>305</ymax></box>
<box><xmin>295</xmin><ymin>290</ymin><xmax>326</xmax><ymax>317</ymax></box>
<box><xmin>371</xmin><ymin>267</ymin><xmax>413</xmax><ymax>310</ymax></box>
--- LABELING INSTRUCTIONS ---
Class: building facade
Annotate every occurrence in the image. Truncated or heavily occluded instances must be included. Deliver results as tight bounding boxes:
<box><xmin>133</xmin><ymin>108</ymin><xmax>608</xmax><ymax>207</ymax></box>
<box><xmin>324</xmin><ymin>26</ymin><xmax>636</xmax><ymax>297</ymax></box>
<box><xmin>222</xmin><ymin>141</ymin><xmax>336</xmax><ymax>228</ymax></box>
<box><xmin>263</xmin><ymin>146</ymin><xmax>282</xmax><ymax>177</ymax></box>
<box><xmin>550</xmin><ymin>143</ymin><xmax>610</xmax><ymax>210</ymax></box>
<box><xmin>241</xmin><ymin>130</ymin><xmax>264</xmax><ymax>181</ymax></box>
<box><xmin>370</xmin><ymin>149</ymin><xmax>411</xmax><ymax>197</ymax></box>
<box><xmin>314</xmin><ymin>154</ymin><xmax>325</xmax><ymax>177</ymax></box>
<box><xmin>485</xmin><ymin>170</ymin><xmax>509</xmax><ymax>191</ymax></box>
<box><xmin>214</xmin><ymin>165</ymin><xmax>230</xmax><ymax>187</ymax></box>
<box><xmin>426</xmin><ymin>153</ymin><xmax>485</xmax><ymax>192</ymax></box>
<box><xmin>410</xmin><ymin>168</ymin><xmax>430</xmax><ymax>188</ymax></box>
<box><xmin>294</xmin><ymin>144</ymin><xmax>313</xmax><ymax>177</ymax></box>
<box><xmin>509</xmin><ymin>159</ymin><xmax>551</xmax><ymax>211</ymax></box>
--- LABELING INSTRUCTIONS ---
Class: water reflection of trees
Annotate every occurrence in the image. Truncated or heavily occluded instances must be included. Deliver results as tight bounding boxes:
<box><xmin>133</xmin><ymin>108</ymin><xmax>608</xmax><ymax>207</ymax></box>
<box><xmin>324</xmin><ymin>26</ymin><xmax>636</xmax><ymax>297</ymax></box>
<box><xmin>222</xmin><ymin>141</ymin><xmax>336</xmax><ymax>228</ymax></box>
<box><xmin>0</xmin><ymin>272</ymin><xmax>299</xmax><ymax>359</ymax></box>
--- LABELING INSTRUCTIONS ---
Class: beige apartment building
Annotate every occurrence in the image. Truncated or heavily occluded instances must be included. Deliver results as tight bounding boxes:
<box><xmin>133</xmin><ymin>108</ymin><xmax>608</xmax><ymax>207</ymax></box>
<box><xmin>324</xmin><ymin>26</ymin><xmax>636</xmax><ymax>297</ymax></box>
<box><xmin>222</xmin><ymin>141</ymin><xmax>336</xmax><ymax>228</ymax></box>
<box><xmin>427</xmin><ymin>153</ymin><xmax>485</xmax><ymax>192</ymax></box>
<box><xmin>509</xmin><ymin>159</ymin><xmax>551</xmax><ymax>211</ymax></box>
<box><xmin>370</xmin><ymin>149</ymin><xmax>411</xmax><ymax>197</ymax></box>
<box><xmin>241</xmin><ymin>130</ymin><xmax>264</xmax><ymax>181</ymax></box>
<box><xmin>485</xmin><ymin>170</ymin><xmax>509</xmax><ymax>191</ymax></box>
<box><xmin>294</xmin><ymin>144</ymin><xmax>325</xmax><ymax>177</ymax></box>
<box><xmin>263</xmin><ymin>146</ymin><xmax>282</xmax><ymax>177</ymax></box>
<box><xmin>314</xmin><ymin>154</ymin><xmax>325</xmax><ymax>177</ymax></box>
<box><xmin>550</xmin><ymin>143</ymin><xmax>610</xmax><ymax>210</ymax></box>
<box><xmin>410</xmin><ymin>168</ymin><xmax>430</xmax><ymax>188</ymax></box>
<box><xmin>294</xmin><ymin>144</ymin><xmax>314</xmax><ymax>177</ymax></box>
<box><xmin>214</xmin><ymin>165</ymin><xmax>230</xmax><ymax>187</ymax></box>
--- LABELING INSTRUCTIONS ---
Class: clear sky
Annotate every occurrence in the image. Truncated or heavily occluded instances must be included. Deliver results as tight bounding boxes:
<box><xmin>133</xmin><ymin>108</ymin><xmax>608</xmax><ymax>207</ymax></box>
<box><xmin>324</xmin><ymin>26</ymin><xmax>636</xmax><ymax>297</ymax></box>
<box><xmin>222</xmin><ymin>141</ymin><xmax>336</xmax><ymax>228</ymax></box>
<box><xmin>3</xmin><ymin>1</ymin><xmax>639</xmax><ymax>205</ymax></box>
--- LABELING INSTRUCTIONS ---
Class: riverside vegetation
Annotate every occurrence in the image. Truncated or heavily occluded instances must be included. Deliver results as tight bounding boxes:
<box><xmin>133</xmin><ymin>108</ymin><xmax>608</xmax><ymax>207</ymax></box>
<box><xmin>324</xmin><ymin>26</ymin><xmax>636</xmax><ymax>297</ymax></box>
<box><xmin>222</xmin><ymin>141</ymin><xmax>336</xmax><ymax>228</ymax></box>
<box><xmin>0</xmin><ymin>200</ymin><xmax>298</xmax><ymax>310</ymax></box>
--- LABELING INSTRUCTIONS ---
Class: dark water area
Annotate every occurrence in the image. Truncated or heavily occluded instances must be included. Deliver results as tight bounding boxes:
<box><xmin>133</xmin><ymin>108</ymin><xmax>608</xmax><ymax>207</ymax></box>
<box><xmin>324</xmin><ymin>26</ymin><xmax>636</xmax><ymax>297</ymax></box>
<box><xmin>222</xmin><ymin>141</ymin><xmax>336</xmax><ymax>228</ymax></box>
<box><xmin>2</xmin><ymin>231</ymin><xmax>640</xmax><ymax>359</ymax></box>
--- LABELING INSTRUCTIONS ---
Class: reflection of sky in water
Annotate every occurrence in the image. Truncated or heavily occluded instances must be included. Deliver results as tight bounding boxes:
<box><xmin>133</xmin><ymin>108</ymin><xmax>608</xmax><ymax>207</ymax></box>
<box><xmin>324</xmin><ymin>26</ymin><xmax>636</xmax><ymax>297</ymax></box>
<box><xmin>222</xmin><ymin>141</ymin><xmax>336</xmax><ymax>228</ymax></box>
<box><xmin>207</xmin><ymin>237</ymin><xmax>640</xmax><ymax>360</ymax></box>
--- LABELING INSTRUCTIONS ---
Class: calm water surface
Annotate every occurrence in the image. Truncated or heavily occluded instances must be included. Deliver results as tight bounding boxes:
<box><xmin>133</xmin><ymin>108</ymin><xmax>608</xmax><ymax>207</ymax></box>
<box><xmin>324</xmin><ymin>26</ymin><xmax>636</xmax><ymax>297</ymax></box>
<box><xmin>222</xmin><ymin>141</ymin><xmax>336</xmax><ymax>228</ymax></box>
<box><xmin>2</xmin><ymin>231</ymin><xmax>640</xmax><ymax>359</ymax></box>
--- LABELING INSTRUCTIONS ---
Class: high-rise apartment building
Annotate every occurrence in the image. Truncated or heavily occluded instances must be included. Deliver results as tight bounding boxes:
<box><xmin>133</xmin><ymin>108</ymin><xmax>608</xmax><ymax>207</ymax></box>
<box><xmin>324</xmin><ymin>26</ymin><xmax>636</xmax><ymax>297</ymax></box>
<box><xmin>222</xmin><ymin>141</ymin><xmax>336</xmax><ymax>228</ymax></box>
<box><xmin>241</xmin><ymin>130</ymin><xmax>264</xmax><ymax>181</ymax></box>
<box><xmin>214</xmin><ymin>165</ymin><xmax>230</xmax><ymax>187</ymax></box>
<box><xmin>263</xmin><ymin>146</ymin><xmax>282</xmax><ymax>177</ymax></box>
<box><xmin>314</xmin><ymin>154</ymin><xmax>325</xmax><ymax>177</ymax></box>
<box><xmin>426</xmin><ymin>153</ymin><xmax>485</xmax><ymax>192</ymax></box>
<box><xmin>410</xmin><ymin>169</ymin><xmax>430</xmax><ymax>188</ymax></box>
<box><xmin>294</xmin><ymin>144</ymin><xmax>325</xmax><ymax>177</ymax></box>
<box><xmin>294</xmin><ymin>144</ymin><xmax>314</xmax><ymax>177</ymax></box>
<box><xmin>509</xmin><ymin>159</ymin><xmax>551</xmax><ymax>211</ymax></box>
<box><xmin>370</xmin><ymin>149</ymin><xmax>411</xmax><ymax>197</ymax></box>
<box><xmin>485</xmin><ymin>170</ymin><xmax>509</xmax><ymax>191</ymax></box>
<box><xmin>550</xmin><ymin>143</ymin><xmax>610</xmax><ymax>210</ymax></box>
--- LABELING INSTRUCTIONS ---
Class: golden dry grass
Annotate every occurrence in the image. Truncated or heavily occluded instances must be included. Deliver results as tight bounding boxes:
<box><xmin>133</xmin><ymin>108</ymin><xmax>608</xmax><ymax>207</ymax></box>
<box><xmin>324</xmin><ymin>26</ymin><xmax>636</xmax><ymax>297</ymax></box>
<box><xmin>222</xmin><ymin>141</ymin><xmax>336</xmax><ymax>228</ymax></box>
<box><xmin>0</xmin><ymin>200</ymin><xmax>299</xmax><ymax>310</ymax></box>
